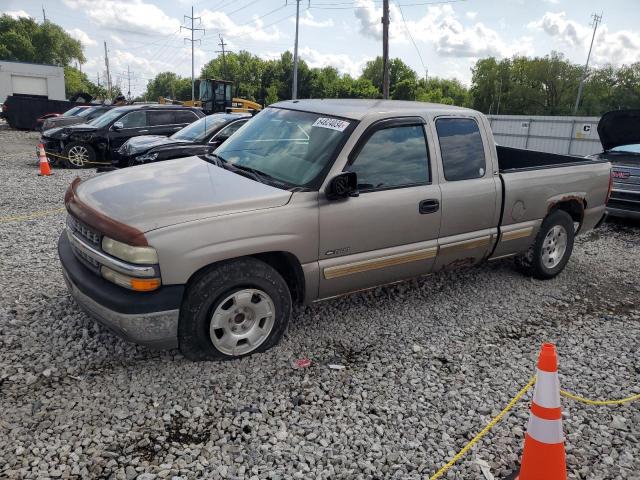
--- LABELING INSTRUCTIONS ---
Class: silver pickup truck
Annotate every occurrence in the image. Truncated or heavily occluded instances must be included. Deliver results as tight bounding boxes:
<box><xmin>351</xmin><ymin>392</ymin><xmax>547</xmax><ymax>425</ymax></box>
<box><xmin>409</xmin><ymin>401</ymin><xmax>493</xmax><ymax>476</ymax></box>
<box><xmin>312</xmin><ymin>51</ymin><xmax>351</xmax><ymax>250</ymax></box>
<box><xmin>58</xmin><ymin>100</ymin><xmax>611</xmax><ymax>360</ymax></box>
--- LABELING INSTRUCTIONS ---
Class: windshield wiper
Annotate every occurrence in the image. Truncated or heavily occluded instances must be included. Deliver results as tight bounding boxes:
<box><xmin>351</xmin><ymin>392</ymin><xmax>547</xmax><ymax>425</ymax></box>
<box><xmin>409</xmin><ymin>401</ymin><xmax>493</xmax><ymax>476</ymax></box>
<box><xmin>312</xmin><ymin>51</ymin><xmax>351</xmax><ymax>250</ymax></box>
<box><xmin>204</xmin><ymin>153</ymin><xmax>295</xmax><ymax>190</ymax></box>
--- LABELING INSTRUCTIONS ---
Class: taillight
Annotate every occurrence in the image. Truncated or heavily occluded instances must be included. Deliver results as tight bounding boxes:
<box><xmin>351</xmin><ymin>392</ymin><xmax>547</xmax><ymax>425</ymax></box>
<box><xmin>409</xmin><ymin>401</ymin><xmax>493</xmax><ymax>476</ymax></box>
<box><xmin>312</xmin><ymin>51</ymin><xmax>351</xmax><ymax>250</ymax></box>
<box><xmin>606</xmin><ymin>169</ymin><xmax>613</xmax><ymax>203</ymax></box>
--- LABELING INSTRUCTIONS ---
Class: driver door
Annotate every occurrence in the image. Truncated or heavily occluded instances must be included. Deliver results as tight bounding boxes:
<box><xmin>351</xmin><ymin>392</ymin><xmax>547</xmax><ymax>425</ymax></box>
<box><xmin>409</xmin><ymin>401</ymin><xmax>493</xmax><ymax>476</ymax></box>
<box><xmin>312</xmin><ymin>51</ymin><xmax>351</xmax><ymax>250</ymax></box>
<box><xmin>108</xmin><ymin>110</ymin><xmax>150</xmax><ymax>159</ymax></box>
<box><xmin>318</xmin><ymin>118</ymin><xmax>441</xmax><ymax>298</ymax></box>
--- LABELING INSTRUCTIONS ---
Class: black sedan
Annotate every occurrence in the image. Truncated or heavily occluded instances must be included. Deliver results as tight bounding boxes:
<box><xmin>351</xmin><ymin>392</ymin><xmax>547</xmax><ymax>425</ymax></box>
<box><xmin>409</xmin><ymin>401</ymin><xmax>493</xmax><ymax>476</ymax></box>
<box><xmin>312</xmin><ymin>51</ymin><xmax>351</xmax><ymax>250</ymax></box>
<box><xmin>117</xmin><ymin>113</ymin><xmax>250</xmax><ymax>168</ymax></box>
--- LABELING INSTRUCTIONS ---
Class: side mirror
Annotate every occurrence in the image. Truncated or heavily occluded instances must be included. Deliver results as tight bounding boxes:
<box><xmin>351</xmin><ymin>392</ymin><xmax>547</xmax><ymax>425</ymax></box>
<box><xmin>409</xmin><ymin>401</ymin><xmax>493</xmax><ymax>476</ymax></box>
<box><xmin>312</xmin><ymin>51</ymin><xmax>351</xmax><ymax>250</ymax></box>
<box><xmin>113</xmin><ymin>121</ymin><xmax>124</xmax><ymax>130</ymax></box>
<box><xmin>326</xmin><ymin>172</ymin><xmax>359</xmax><ymax>200</ymax></box>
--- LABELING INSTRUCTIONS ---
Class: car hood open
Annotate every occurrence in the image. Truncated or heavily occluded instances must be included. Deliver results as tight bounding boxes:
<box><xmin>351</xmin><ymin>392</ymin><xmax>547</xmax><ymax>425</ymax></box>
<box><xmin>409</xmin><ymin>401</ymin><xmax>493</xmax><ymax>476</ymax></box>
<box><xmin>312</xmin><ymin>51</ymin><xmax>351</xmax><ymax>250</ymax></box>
<box><xmin>74</xmin><ymin>156</ymin><xmax>292</xmax><ymax>232</ymax></box>
<box><xmin>598</xmin><ymin>109</ymin><xmax>640</xmax><ymax>151</ymax></box>
<box><xmin>120</xmin><ymin>135</ymin><xmax>191</xmax><ymax>156</ymax></box>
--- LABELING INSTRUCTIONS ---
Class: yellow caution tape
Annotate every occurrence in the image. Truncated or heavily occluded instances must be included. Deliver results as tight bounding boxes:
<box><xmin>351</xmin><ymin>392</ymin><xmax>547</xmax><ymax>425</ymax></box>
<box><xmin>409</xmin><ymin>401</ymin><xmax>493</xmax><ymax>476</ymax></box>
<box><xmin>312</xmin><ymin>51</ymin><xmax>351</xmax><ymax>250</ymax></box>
<box><xmin>0</xmin><ymin>207</ymin><xmax>66</xmax><ymax>223</ymax></box>
<box><xmin>429</xmin><ymin>376</ymin><xmax>537</xmax><ymax>480</ymax></box>
<box><xmin>561</xmin><ymin>389</ymin><xmax>640</xmax><ymax>406</ymax></box>
<box><xmin>44</xmin><ymin>150</ymin><xmax>111</xmax><ymax>166</ymax></box>
<box><xmin>430</xmin><ymin>378</ymin><xmax>640</xmax><ymax>479</ymax></box>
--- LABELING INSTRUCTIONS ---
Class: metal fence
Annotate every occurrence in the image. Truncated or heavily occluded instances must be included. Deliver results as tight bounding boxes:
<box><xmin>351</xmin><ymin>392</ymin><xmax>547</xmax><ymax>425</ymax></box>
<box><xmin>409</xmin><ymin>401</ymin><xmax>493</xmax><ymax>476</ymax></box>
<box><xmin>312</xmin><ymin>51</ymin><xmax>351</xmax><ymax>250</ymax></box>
<box><xmin>487</xmin><ymin>115</ymin><xmax>603</xmax><ymax>156</ymax></box>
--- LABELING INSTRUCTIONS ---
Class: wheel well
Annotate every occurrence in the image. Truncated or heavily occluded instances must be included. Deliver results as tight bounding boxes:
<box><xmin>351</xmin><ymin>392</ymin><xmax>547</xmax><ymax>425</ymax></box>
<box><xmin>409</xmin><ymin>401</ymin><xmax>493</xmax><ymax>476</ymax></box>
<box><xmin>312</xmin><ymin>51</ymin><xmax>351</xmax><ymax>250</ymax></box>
<box><xmin>185</xmin><ymin>252</ymin><xmax>306</xmax><ymax>305</ymax></box>
<box><xmin>250</xmin><ymin>252</ymin><xmax>305</xmax><ymax>304</ymax></box>
<box><xmin>549</xmin><ymin>198</ymin><xmax>585</xmax><ymax>226</ymax></box>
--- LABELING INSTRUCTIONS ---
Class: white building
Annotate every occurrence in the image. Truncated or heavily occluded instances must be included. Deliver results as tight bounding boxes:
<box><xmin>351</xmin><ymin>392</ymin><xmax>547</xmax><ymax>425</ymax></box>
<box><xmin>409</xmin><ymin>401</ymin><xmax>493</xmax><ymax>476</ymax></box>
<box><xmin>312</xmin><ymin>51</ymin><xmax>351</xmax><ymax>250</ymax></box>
<box><xmin>0</xmin><ymin>60</ymin><xmax>66</xmax><ymax>103</ymax></box>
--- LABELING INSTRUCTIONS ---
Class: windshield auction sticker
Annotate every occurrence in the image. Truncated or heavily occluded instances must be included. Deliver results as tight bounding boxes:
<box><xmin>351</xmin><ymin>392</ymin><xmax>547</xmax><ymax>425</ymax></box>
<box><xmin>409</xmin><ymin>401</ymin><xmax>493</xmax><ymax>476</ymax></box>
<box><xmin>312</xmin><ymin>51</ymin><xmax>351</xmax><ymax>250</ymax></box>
<box><xmin>312</xmin><ymin>117</ymin><xmax>350</xmax><ymax>132</ymax></box>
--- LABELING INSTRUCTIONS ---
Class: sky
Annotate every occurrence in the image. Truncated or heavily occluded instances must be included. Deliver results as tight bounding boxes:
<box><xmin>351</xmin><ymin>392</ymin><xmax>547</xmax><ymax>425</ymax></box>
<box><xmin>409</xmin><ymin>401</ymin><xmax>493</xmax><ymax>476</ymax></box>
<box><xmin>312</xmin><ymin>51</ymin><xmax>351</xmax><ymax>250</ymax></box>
<box><xmin>2</xmin><ymin>0</ymin><xmax>640</xmax><ymax>97</ymax></box>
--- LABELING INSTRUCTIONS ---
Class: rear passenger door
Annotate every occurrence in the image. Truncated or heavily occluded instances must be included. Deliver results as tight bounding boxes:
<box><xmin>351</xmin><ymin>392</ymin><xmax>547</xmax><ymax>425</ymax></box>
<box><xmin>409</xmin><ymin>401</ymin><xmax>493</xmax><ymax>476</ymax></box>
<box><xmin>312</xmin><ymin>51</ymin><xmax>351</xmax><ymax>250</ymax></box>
<box><xmin>318</xmin><ymin>118</ymin><xmax>441</xmax><ymax>298</ymax></box>
<box><xmin>432</xmin><ymin>116</ymin><xmax>500</xmax><ymax>271</ymax></box>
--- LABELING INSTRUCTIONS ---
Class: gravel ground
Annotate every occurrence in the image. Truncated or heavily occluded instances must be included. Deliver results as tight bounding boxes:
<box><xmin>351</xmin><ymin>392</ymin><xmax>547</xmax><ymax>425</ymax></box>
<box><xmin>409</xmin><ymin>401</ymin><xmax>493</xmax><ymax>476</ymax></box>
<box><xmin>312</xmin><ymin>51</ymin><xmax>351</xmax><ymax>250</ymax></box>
<box><xmin>1</xmin><ymin>121</ymin><xmax>639</xmax><ymax>480</ymax></box>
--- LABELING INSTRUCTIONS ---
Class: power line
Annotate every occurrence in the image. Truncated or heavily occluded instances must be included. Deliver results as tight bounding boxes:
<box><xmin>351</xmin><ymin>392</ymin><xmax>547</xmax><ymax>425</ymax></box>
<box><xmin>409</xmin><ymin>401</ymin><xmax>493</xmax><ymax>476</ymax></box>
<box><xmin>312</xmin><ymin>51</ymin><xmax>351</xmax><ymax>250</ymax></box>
<box><xmin>573</xmin><ymin>12</ymin><xmax>602</xmax><ymax>115</ymax></box>
<box><xmin>181</xmin><ymin>6</ymin><xmax>205</xmax><ymax>101</ymax></box>
<box><xmin>396</xmin><ymin>2</ymin><xmax>427</xmax><ymax>80</ymax></box>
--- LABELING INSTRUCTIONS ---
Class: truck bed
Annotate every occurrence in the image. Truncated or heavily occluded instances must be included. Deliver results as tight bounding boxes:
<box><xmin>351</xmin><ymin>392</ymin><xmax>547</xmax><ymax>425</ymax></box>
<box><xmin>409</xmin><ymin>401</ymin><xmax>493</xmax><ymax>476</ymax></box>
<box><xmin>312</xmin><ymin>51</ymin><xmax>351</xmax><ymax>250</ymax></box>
<box><xmin>497</xmin><ymin>145</ymin><xmax>607</xmax><ymax>172</ymax></box>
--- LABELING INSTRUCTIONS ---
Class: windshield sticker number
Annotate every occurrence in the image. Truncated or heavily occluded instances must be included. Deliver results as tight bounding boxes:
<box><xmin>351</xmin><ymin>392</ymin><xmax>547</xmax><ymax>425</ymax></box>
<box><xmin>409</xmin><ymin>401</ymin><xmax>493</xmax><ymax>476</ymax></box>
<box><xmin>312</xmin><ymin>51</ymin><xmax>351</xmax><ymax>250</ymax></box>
<box><xmin>312</xmin><ymin>117</ymin><xmax>350</xmax><ymax>132</ymax></box>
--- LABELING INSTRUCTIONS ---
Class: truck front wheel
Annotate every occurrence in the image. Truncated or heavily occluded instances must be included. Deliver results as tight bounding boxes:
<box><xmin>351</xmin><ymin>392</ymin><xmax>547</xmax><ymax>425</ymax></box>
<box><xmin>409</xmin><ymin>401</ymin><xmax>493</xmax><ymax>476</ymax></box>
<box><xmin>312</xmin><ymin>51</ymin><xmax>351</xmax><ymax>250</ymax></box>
<box><xmin>178</xmin><ymin>258</ymin><xmax>292</xmax><ymax>361</ymax></box>
<box><xmin>515</xmin><ymin>210</ymin><xmax>575</xmax><ymax>279</ymax></box>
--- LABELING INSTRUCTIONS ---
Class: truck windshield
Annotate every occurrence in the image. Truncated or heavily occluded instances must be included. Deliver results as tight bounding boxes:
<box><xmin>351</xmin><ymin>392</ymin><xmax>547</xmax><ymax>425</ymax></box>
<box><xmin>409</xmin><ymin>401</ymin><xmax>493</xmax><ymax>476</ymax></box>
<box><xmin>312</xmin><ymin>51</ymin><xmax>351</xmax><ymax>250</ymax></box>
<box><xmin>214</xmin><ymin>107</ymin><xmax>353</xmax><ymax>187</ymax></box>
<box><xmin>171</xmin><ymin>115</ymin><xmax>231</xmax><ymax>142</ymax></box>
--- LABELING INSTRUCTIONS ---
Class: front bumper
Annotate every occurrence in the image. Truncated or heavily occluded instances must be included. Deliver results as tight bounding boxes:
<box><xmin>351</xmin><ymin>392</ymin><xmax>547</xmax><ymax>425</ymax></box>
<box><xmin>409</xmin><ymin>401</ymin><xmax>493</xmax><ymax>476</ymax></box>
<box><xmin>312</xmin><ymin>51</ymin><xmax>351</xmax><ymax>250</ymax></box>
<box><xmin>58</xmin><ymin>231</ymin><xmax>183</xmax><ymax>348</ymax></box>
<box><xmin>606</xmin><ymin>187</ymin><xmax>640</xmax><ymax>219</ymax></box>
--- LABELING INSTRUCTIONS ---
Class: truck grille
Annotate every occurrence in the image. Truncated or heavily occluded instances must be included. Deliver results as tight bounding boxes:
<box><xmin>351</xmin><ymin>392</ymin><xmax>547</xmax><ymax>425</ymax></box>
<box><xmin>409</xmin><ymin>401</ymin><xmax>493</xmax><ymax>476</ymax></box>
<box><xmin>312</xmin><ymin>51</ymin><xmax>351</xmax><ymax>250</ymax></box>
<box><xmin>67</xmin><ymin>215</ymin><xmax>101</xmax><ymax>246</ymax></box>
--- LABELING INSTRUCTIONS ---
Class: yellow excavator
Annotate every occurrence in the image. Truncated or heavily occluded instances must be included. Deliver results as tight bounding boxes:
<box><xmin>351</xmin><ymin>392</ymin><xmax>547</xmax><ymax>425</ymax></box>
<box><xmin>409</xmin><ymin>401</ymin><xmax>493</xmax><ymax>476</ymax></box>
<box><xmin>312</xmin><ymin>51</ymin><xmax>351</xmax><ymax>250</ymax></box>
<box><xmin>159</xmin><ymin>79</ymin><xmax>262</xmax><ymax>114</ymax></box>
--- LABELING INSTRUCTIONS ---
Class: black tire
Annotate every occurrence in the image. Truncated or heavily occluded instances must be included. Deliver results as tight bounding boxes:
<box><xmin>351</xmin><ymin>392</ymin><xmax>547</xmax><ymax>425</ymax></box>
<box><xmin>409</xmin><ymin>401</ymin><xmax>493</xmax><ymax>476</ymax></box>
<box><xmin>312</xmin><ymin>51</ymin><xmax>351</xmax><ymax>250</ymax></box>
<box><xmin>515</xmin><ymin>210</ymin><xmax>575</xmax><ymax>279</ymax></box>
<box><xmin>63</xmin><ymin>142</ymin><xmax>96</xmax><ymax>169</ymax></box>
<box><xmin>178</xmin><ymin>258</ymin><xmax>292</xmax><ymax>361</ymax></box>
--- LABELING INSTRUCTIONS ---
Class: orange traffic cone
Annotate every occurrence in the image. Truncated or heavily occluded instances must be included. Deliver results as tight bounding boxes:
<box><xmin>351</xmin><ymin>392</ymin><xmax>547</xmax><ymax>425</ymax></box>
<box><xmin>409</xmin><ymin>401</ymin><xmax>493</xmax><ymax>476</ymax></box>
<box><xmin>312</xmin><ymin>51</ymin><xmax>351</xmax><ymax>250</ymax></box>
<box><xmin>37</xmin><ymin>143</ymin><xmax>52</xmax><ymax>176</ymax></box>
<box><xmin>513</xmin><ymin>343</ymin><xmax>567</xmax><ymax>480</ymax></box>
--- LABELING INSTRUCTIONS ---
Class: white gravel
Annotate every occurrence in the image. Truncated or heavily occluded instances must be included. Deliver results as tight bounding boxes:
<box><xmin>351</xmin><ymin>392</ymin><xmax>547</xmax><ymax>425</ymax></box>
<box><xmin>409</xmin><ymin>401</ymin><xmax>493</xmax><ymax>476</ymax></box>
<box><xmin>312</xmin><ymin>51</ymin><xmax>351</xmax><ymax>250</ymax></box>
<box><xmin>1</xmin><ymin>122</ymin><xmax>639</xmax><ymax>479</ymax></box>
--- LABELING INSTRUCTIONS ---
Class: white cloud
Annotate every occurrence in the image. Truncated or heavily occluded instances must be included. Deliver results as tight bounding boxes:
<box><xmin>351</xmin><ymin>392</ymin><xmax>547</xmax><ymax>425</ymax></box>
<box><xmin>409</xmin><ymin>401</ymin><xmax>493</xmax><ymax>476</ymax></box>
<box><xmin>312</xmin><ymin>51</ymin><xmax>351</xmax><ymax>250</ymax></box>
<box><xmin>293</xmin><ymin>11</ymin><xmax>334</xmax><ymax>28</ymax></box>
<box><xmin>543</xmin><ymin>0</ymin><xmax>559</xmax><ymax>4</ymax></box>
<box><xmin>298</xmin><ymin>47</ymin><xmax>371</xmax><ymax>77</ymax></box>
<box><xmin>110</xmin><ymin>34</ymin><xmax>125</xmax><ymax>46</ymax></box>
<box><xmin>354</xmin><ymin>1</ymin><xmax>532</xmax><ymax>58</ymax></box>
<box><xmin>199</xmin><ymin>9</ymin><xmax>283</xmax><ymax>43</ymax></box>
<box><xmin>529</xmin><ymin>12</ymin><xmax>640</xmax><ymax>65</ymax></box>
<box><xmin>66</xmin><ymin>28</ymin><xmax>97</xmax><ymax>47</ymax></box>
<box><xmin>62</xmin><ymin>0</ymin><xmax>181</xmax><ymax>35</ymax></box>
<box><xmin>3</xmin><ymin>10</ymin><xmax>30</xmax><ymax>19</ymax></box>
<box><xmin>465</xmin><ymin>11</ymin><xmax>478</xmax><ymax>20</ymax></box>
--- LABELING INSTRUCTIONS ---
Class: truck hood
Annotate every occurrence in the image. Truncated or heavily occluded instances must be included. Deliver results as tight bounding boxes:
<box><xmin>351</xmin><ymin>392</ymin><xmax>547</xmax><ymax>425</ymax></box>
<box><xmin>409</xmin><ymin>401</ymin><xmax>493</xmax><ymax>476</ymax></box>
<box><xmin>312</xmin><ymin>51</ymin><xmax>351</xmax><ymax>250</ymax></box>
<box><xmin>598</xmin><ymin>110</ymin><xmax>640</xmax><ymax>151</ymax></box>
<box><xmin>74</xmin><ymin>156</ymin><xmax>292</xmax><ymax>232</ymax></box>
<box><xmin>120</xmin><ymin>135</ymin><xmax>190</xmax><ymax>156</ymax></box>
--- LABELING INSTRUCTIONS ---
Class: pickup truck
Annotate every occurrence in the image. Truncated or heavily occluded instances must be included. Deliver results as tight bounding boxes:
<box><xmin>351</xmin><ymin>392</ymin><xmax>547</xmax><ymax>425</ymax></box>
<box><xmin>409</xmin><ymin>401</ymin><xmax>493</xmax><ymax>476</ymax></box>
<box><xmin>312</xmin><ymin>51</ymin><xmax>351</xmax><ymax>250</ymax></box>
<box><xmin>588</xmin><ymin>109</ymin><xmax>640</xmax><ymax>219</ymax></box>
<box><xmin>58</xmin><ymin>100</ymin><xmax>611</xmax><ymax>360</ymax></box>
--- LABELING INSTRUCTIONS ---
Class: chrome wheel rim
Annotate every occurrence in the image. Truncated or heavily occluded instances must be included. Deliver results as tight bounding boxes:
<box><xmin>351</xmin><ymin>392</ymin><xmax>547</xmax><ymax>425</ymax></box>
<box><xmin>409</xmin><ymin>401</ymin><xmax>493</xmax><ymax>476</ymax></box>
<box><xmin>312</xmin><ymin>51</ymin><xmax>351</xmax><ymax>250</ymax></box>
<box><xmin>67</xmin><ymin>145</ymin><xmax>88</xmax><ymax>167</ymax></box>
<box><xmin>541</xmin><ymin>225</ymin><xmax>567</xmax><ymax>269</ymax></box>
<box><xmin>209</xmin><ymin>289</ymin><xmax>276</xmax><ymax>356</ymax></box>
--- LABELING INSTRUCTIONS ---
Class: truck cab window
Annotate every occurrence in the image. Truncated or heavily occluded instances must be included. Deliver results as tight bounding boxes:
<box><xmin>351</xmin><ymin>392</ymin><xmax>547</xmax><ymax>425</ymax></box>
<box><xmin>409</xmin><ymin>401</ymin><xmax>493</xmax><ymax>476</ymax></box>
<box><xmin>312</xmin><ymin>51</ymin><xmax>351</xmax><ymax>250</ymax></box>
<box><xmin>436</xmin><ymin>118</ymin><xmax>486</xmax><ymax>181</ymax></box>
<box><xmin>349</xmin><ymin>125</ymin><xmax>429</xmax><ymax>191</ymax></box>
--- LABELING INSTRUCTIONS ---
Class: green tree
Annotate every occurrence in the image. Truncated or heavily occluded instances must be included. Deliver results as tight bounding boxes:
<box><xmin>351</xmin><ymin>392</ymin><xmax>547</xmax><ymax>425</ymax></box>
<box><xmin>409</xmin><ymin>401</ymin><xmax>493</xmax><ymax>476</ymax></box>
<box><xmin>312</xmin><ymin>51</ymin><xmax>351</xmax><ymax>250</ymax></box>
<box><xmin>361</xmin><ymin>57</ymin><xmax>417</xmax><ymax>97</ymax></box>
<box><xmin>64</xmin><ymin>66</ymin><xmax>104</xmax><ymax>98</ymax></box>
<box><xmin>144</xmin><ymin>72</ymin><xmax>192</xmax><ymax>101</ymax></box>
<box><xmin>0</xmin><ymin>15</ymin><xmax>85</xmax><ymax>65</ymax></box>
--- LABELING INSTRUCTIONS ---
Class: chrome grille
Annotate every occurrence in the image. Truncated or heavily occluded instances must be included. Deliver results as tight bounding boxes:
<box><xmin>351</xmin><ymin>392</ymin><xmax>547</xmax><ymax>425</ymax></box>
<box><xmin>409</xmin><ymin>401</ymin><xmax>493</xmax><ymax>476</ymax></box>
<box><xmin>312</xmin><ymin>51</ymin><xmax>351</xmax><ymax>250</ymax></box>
<box><xmin>67</xmin><ymin>215</ymin><xmax>101</xmax><ymax>246</ymax></box>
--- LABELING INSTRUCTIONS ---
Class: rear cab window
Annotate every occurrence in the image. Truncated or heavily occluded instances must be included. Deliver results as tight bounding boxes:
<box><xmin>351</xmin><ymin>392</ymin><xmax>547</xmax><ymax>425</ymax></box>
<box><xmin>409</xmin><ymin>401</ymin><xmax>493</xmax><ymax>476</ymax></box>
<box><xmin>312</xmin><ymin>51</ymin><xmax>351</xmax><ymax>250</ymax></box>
<box><xmin>436</xmin><ymin>117</ymin><xmax>486</xmax><ymax>181</ymax></box>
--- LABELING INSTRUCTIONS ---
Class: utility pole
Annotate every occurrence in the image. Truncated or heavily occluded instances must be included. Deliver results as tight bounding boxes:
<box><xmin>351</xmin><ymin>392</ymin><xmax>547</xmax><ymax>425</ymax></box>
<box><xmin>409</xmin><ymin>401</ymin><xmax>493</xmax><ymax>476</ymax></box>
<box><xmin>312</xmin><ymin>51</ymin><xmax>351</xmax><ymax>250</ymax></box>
<box><xmin>216</xmin><ymin>35</ymin><xmax>229</xmax><ymax>79</ymax></box>
<box><xmin>42</xmin><ymin>6</ymin><xmax>46</xmax><ymax>22</ymax></box>
<box><xmin>121</xmin><ymin>66</ymin><xmax>134</xmax><ymax>100</ymax></box>
<box><xmin>573</xmin><ymin>12</ymin><xmax>602</xmax><ymax>115</ymax></box>
<box><xmin>104</xmin><ymin>41</ymin><xmax>112</xmax><ymax>101</ymax></box>
<box><xmin>181</xmin><ymin>6</ymin><xmax>204</xmax><ymax>102</ymax></box>
<box><xmin>292</xmin><ymin>0</ymin><xmax>302</xmax><ymax>99</ymax></box>
<box><xmin>382</xmin><ymin>0</ymin><xmax>390</xmax><ymax>99</ymax></box>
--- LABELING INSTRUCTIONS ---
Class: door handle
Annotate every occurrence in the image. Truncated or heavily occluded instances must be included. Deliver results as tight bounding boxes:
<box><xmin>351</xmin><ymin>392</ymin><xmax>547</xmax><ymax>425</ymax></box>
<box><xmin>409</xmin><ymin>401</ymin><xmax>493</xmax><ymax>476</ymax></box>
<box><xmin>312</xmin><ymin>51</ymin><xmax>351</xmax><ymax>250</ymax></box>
<box><xmin>139</xmin><ymin>129</ymin><xmax>149</xmax><ymax>133</ymax></box>
<box><xmin>419</xmin><ymin>199</ymin><xmax>439</xmax><ymax>214</ymax></box>
<box><xmin>173</xmin><ymin>126</ymin><xmax>182</xmax><ymax>130</ymax></box>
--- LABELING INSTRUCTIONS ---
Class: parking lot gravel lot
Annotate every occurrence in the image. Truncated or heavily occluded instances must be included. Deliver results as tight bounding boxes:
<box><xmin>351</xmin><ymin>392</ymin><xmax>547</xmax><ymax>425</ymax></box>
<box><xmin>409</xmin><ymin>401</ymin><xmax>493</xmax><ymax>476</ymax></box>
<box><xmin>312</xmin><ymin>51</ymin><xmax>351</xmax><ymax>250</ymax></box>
<box><xmin>1</xmin><ymin>121</ymin><xmax>639</xmax><ymax>480</ymax></box>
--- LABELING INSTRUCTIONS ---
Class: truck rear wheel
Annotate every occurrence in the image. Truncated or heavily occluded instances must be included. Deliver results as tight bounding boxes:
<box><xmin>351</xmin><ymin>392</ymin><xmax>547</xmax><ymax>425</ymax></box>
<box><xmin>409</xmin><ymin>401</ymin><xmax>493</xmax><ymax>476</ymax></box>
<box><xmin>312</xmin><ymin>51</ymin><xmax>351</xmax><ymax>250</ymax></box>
<box><xmin>178</xmin><ymin>258</ymin><xmax>292</xmax><ymax>361</ymax></box>
<box><xmin>515</xmin><ymin>210</ymin><xmax>575</xmax><ymax>279</ymax></box>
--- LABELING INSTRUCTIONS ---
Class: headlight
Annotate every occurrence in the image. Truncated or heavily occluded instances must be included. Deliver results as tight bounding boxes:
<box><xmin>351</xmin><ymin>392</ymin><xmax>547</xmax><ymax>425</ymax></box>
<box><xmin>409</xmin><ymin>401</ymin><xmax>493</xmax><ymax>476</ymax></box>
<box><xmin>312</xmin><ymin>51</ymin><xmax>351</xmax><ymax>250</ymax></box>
<box><xmin>102</xmin><ymin>236</ymin><xmax>158</xmax><ymax>264</ymax></box>
<box><xmin>136</xmin><ymin>152</ymin><xmax>159</xmax><ymax>163</ymax></box>
<box><xmin>101</xmin><ymin>266</ymin><xmax>161</xmax><ymax>292</ymax></box>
